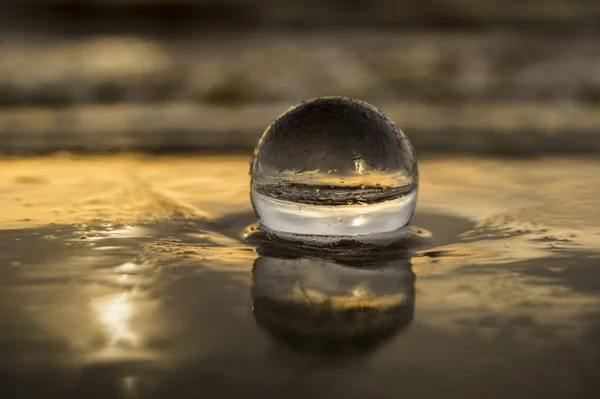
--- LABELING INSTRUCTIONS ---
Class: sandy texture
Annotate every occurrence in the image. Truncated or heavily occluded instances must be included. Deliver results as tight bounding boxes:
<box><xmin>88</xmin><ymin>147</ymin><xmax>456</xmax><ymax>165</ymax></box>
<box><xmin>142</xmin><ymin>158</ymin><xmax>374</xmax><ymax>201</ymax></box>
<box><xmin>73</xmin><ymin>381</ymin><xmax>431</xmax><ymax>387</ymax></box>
<box><xmin>0</xmin><ymin>155</ymin><xmax>251</xmax><ymax>229</ymax></box>
<box><xmin>1</xmin><ymin>155</ymin><xmax>598</xmax><ymax>238</ymax></box>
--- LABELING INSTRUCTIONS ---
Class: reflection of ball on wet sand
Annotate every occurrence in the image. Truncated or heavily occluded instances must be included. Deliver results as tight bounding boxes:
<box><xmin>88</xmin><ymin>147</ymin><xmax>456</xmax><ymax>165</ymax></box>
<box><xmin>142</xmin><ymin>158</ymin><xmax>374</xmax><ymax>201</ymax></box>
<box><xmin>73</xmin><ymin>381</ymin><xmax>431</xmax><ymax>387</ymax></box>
<box><xmin>251</xmin><ymin>255</ymin><xmax>415</xmax><ymax>356</ymax></box>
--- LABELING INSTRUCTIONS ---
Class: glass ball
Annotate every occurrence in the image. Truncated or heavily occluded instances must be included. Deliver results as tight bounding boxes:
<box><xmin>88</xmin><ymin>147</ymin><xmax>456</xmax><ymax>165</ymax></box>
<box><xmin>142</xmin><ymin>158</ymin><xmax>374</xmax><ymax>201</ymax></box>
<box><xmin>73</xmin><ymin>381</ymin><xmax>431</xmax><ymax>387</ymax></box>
<box><xmin>250</xmin><ymin>97</ymin><xmax>418</xmax><ymax>237</ymax></box>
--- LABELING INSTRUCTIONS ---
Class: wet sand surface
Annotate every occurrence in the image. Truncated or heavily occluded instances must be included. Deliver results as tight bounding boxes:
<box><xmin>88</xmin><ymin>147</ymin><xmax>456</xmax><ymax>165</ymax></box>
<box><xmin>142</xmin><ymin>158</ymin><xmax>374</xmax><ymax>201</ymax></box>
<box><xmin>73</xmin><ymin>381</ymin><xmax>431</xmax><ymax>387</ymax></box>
<box><xmin>0</xmin><ymin>155</ymin><xmax>599</xmax><ymax>398</ymax></box>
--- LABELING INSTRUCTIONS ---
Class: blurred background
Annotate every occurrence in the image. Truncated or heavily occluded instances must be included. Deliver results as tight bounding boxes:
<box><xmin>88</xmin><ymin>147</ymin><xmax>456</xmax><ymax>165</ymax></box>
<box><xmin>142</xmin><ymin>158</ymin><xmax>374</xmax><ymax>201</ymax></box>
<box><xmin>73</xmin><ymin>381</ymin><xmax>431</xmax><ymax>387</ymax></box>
<box><xmin>1</xmin><ymin>0</ymin><xmax>600</xmax><ymax>155</ymax></box>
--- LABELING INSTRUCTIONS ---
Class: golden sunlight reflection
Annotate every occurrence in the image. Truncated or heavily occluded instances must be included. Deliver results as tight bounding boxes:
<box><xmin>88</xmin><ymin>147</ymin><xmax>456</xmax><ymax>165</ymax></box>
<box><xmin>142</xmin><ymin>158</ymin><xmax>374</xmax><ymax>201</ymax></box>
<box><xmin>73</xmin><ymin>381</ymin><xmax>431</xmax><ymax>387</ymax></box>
<box><xmin>120</xmin><ymin>262</ymin><xmax>137</xmax><ymax>273</ymax></box>
<box><xmin>351</xmin><ymin>215</ymin><xmax>365</xmax><ymax>226</ymax></box>
<box><xmin>352</xmin><ymin>285</ymin><xmax>369</xmax><ymax>298</ymax></box>
<box><xmin>84</xmin><ymin>257</ymin><xmax>168</xmax><ymax>364</ymax></box>
<box><xmin>90</xmin><ymin>261</ymin><xmax>144</xmax><ymax>359</ymax></box>
<box><xmin>95</xmin><ymin>291</ymin><xmax>138</xmax><ymax>348</ymax></box>
<box><xmin>109</xmin><ymin>225</ymin><xmax>152</xmax><ymax>239</ymax></box>
<box><xmin>352</xmin><ymin>158</ymin><xmax>366</xmax><ymax>175</ymax></box>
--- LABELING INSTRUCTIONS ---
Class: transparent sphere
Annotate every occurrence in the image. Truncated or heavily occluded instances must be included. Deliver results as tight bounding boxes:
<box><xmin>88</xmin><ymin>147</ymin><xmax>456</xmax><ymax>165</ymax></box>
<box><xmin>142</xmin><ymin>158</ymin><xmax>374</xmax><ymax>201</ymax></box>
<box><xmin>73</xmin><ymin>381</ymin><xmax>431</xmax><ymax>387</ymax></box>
<box><xmin>250</xmin><ymin>97</ymin><xmax>418</xmax><ymax>237</ymax></box>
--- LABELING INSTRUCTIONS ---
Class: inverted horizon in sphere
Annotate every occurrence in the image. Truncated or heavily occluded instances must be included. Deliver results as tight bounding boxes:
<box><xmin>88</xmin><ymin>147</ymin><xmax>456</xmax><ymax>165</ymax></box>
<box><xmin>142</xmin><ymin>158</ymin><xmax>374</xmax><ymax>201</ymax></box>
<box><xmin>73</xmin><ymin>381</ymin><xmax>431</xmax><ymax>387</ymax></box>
<box><xmin>250</xmin><ymin>97</ymin><xmax>418</xmax><ymax>237</ymax></box>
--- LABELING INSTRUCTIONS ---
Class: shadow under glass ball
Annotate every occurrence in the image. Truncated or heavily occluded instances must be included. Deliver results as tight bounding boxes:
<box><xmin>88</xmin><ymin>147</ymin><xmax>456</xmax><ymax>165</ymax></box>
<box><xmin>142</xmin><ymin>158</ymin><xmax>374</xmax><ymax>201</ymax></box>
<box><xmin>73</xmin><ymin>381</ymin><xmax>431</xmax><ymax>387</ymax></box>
<box><xmin>250</xmin><ymin>97</ymin><xmax>419</xmax><ymax>237</ymax></box>
<box><xmin>244</xmin><ymin>221</ymin><xmax>432</xmax><ymax>261</ymax></box>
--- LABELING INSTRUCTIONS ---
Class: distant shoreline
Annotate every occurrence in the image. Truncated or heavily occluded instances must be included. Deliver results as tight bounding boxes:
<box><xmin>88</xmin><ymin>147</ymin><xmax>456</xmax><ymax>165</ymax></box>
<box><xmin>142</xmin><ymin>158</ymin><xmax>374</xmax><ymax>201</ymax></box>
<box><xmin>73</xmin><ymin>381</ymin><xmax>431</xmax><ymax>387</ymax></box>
<box><xmin>1</xmin><ymin>101</ymin><xmax>599</xmax><ymax>156</ymax></box>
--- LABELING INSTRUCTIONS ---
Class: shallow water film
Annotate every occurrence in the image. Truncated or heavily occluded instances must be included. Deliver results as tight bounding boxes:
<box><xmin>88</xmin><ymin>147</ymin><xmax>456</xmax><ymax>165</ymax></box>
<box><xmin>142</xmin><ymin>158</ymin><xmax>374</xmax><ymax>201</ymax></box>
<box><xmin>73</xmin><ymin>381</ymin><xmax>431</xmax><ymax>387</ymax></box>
<box><xmin>0</xmin><ymin>155</ymin><xmax>599</xmax><ymax>399</ymax></box>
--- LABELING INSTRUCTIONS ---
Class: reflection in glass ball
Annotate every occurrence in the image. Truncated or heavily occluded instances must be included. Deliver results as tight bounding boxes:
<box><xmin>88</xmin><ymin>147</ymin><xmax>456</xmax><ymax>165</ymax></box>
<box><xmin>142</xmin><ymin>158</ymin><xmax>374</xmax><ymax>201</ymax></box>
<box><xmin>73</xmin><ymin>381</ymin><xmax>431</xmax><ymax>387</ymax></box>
<box><xmin>250</xmin><ymin>97</ymin><xmax>418</xmax><ymax>238</ymax></box>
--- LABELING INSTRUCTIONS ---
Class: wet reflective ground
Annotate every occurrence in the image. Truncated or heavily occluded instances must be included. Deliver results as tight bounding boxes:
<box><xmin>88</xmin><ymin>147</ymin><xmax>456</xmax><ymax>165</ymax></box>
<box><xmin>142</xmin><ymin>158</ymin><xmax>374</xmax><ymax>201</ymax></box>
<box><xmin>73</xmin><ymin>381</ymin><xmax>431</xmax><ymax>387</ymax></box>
<box><xmin>0</xmin><ymin>155</ymin><xmax>599</xmax><ymax>398</ymax></box>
